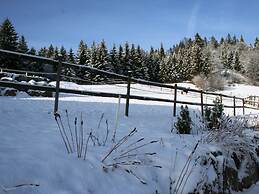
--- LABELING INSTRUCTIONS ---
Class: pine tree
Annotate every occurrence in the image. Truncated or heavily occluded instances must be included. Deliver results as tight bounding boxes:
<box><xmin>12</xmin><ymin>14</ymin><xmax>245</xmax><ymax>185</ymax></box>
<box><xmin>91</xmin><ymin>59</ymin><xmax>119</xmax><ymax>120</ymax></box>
<box><xmin>194</xmin><ymin>33</ymin><xmax>204</xmax><ymax>47</ymax></box>
<box><xmin>254</xmin><ymin>37</ymin><xmax>259</xmax><ymax>49</ymax></box>
<box><xmin>60</xmin><ymin>46</ymin><xmax>67</xmax><ymax>62</ymax></box>
<box><xmin>17</xmin><ymin>35</ymin><xmax>28</xmax><ymax>53</ymax></box>
<box><xmin>28</xmin><ymin>47</ymin><xmax>36</xmax><ymax>55</ymax></box>
<box><xmin>117</xmin><ymin>45</ymin><xmax>124</xmax><ymax>74</ymax></box>
<box><xmin>233</xmin><ymin>51</ymin><xmax>242</xmax><ymax>72</ymax></box>
<box><xmin>191</xmin><ymin>41</ymin><xmax>203</xmax><ymax>75</ymax></box>
<box><xmin>0</xmin><ymin>19</ymin><xmax>18</xmax><ymax>51</ymax></box>
<box><xmin>68</xmin><ymin>48</ymin><xmax>75</xmax><ymax>64</ymax></box>
<box><xmin>123</xmin><ymin>42</ymin><xmax>131</xmax><ymax>74</ymax></box>
<box><xmin>27</xmin><ymin>47</ymin><xmax>37</xmax><ymax>71</ymax></box>
<box><xmin>226</xmin><ymin>51</ymin><xmax>234</xmax><ymax>69</ymax></box>
<box><xmin>240</xmin><ymin>35</ymin><xmax>245</xmax><ymax>43</ymax></box>
<box><xmin>226</xmin><ymin>33</ymin><xmax>232</xmax><ymax>44</ymax></box>
<box><xmin>76</xmin><ymin>40</ymin><xmax>88</xmax><ymax>79</ymax></box>
<box><xmin>221</xmin><ymin>46</ymin><xmax>228</xmax><ymax>68</ymax></box>
<box><xmin>174</xmin><ymin>105</ymin><xmax>192</xmax><ymax>134</ymax></box>
<box><xmin>54</xmin><ymin>47</ymin><xmax>59</xmax><ymax>60</ymax></box>
<box><xmin>232</xmin><ymin>35</ymin><xmax>238</xmax><ymax>45</ymax></box>
<box><xmin>210</xmin><ymin>36</ymin><xmax>219</xmax><ymax>49</ymax></box>
<box><xmin>47</xmin><ymin>44</ymin><xmax>54</xmax><ymax>58</ymax></box>
<box><xmin>204</xmin><ymin>98</ymin><xmax>224</xmax><ymax>129</ymax></box>
<box><xmin>77</xmin><ymin>40</ymin><xmax>87</xmax><ymax>65</ymax></box>
<box><xmin>0</xmin><ymin>19</ymin><xmax>19</xmax><ymax>68</ymax></box>
<box><xmin>159</xmin><ymin>43</ymin><xmax>165</xmax><ymax>60</ymax></box>
<box><xmin>220</xmin><ymin>37</ymin><xmax>225</xmax><ymax>45</ymax></box>
<box><xmin>109</xmin><ymin>44</ymin><xmax>119</xmax><ymax>73</ymax></box>
<box><xmin>65</xmin><ymin>48</ymin><xmax>76</xmax><ymax>78</ymax></box>
<box><xmin>146</xmin><ymin>47</ymin><xmax>160</xmax><ymax>81</ymax></box>
<box><xmin>38</xmin><ymin>47</ymin><xmax>47</xmax><ymax>57</ymax></box>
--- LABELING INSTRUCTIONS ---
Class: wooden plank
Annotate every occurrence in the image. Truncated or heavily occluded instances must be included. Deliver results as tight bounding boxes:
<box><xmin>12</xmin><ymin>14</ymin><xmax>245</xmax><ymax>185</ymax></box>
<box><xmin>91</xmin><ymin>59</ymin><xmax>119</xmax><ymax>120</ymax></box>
<box><xmin>201</xmin><ymin>90</ymin><xmax>204</xmax><ymax>116</ymax></box>
<box><xmin>243</xmin><ymin>99</ymin><xmax>245</xmax><ymax>115</ymax></box>
<box><xmin>125</xmin><ymin>72</ymin><xmax>132</xmax><ymax>117</ymax></box>
<box><xmin>233</xmin><ymin>96</ymin><xmax>236</xmax><ymax>116</ymax></box>
<box><xmin>173</xmin><ymin>84</ymin><xmax>177</xmax><ymax>117</ymax></box>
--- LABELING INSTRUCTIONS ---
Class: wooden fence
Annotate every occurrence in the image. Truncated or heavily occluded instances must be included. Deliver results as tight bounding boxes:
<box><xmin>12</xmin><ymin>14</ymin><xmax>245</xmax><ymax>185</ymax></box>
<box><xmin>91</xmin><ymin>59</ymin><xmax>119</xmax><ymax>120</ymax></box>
<box><xmin>0</xmin><ymin>49</ymin><xmax>258</xmax><ymax>117</ymax></box>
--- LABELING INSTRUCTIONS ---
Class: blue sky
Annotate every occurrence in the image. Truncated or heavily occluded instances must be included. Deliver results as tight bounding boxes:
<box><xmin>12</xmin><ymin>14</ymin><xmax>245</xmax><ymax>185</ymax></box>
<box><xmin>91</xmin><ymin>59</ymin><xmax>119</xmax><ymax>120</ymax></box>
<box><xmin>1</xmin><ymin>0</ymin><xmax>259</xmax><ymax>50</ymax></box>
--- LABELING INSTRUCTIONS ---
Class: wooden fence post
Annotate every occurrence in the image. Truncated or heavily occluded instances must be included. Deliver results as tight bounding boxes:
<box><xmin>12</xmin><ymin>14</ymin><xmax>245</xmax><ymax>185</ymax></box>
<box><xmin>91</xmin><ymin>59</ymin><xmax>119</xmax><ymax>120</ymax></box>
<box><xmin>173</xmin><ymin>84</ymin><xmax>177</xmax><ymax>117</ymax></box>
<box><xmin>233</xmin><ymin>96</ymin><xmax>236</xmax><ymax>116</ymax></box>
<box><xmin>242</xmin><ymin>98</ymin><xmax>245</xmax><ymax>115</ymax></box>
<box><xmin>125</xmin><ymin>71</ymin><xmax>132</xmax><ymax>117</ymax></box>
<box><xmin>220</xmin><ymin>94</ymin><xmax>223</xmax><ymax>103</ymax></box>
<box><xmin>54</xmin><ymin>55</ymin><xmax>62</xmax><ymax>114</ymax></box>
<box><xmin>201</xmin><ymin>90</ymin><xmax>204</xmax><ymax>116</ymax></box>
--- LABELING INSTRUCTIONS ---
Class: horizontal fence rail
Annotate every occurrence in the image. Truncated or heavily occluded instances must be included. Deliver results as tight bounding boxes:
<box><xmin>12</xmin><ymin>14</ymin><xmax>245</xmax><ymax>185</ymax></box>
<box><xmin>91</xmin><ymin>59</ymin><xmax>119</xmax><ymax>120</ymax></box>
<box><xmin>0</xmin><ymin>49</ymin><xmax>258</xmax><ymax>116</ymax></box>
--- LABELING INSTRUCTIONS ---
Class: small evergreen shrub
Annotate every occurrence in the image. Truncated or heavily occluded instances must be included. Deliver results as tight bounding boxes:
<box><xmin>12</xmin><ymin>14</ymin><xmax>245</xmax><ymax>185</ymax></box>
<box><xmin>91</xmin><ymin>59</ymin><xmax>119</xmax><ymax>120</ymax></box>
<box><xmin>174</xmin><ymin>105</ymin><xmax>192</xmax><ymax>134</ymax></box>
<box><xmin>204</xmin><ymin>97</ymin><xmax>224</xmax><ymax>129</ymax></box>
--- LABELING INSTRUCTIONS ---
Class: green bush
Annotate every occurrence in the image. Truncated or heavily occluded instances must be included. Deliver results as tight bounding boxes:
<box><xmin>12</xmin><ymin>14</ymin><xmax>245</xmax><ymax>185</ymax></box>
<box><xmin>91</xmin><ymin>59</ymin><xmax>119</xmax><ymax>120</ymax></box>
<box><xmin>174</xmin><ymin>105</ymin><xmax>192</xmax><ymax>134</ymax></box>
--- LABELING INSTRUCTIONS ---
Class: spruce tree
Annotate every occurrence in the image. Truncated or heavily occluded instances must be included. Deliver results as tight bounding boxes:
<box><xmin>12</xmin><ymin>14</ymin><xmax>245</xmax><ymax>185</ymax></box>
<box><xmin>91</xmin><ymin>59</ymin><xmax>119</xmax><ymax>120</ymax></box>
<box><xmin>194</xmin><ymin>33</ymin><xmax>204</xmax><ymax>47</ymax></box>
<box><xmin>47</xmin><ymin>44</ymin><xmax>54</xmax><ymax>58</ymax></box>
<box><xmin>68</xmin><ymin>48</ymin><xmax>75</xmax><ymax>64</ymax></box>
<box><xmin>0</xmin><ymin>19</ymin><xmax>18</xmax><ymax>51</ymax></box>
<box><xmin>76</xmin><ymin>40</ymin><xmax>87</xmax><ymax>79</ymax></box>
<box><xmin>210</xmin><ymin>36</ymin><xmax>219</xmax><ymax>49</ymax></box>
<box><xmin>254</xmin><ymin>37</ymin><xmax>259</xmax><ymax>49</ymax></box>
<box><xmin>0</xmin><ymin>19</ymin><xmax>19</xmax><ymax>68</ymax></box>
<box><xmin>17</xmin><ymin>35</ymin><xmax>28</xmax><ymax>53</ymax></box>
<box><xmin>60</xmin><ymin>46</ymin><xmax>67</xmax><ymax>62</ymax></box>
<box><xmin>174</xmin><ymin>105</ymin><xmax>192</xmax><ymax>134</ymax></box>
<box><xmin>93</xmin><ymin>40</ymin><xmax>110</xmax><ymax>81</ymax></box>
<box><xmin>240</xmin><ymin>35</ymin><xmax>245</xmax><ymax>43</ymax></box>
<box><xmin>226</xmin><ymin>51</ymin><xmax>234</xmax><ymax>69</ymax></box>
<box><xmin>117</xmin><ymin>45</ymin><xmax>124</xmax><ymax>74</ymax></box>
<box><xmin>123</xmin><ymin>42</ymin><xmax>131</xmax><ymax>74</ymax></box>
<box><xmin>159</xmin><ymin>43</ymin><xmax>165</xmax><ymax>60</ymax></box>
<box><xmin>191</xmin><ymin>41</ymin><xmax>203</xmax><ymax>75</ymax></box>
<box><xmin>27</xmin><ymin>47</ymin><xmax>37</xmax><ymax>71</ymax></box>
<box><xmin>28</xmin><ymin>47</ymin><xmax>36</xmax><ymax>55</ymax></box>
<box><xmin>146</xmin><ymin>47</ymin><xmax>160</xmax><ymax>81</ymax></box>
<box><xmin>109</xmin><ymin>44</ymin><xmax>119</xmax><ymax>73</ymax></box>
<box><xmin>77</xmin><ymin>40</ymin><xmax>87</xmax><ymax>65</ymax></box>
<box><xmin>38</xmin><ymin>47</ymin><xmax>48</xmax><ymax>57</ymax></box>
<box><xmin>226</xmin><ymin>33</ymin><xmax>232</xmax><ymax>44</ymax></box>
<box><xmin>233</xmin><ymin>51</ymin><xmax>242</xmax><ymax>72</ymax></box>
<box><xmin>54</xmin><ymin>47</ymin><xmax>59</xmax><ymax>60</ymax></box>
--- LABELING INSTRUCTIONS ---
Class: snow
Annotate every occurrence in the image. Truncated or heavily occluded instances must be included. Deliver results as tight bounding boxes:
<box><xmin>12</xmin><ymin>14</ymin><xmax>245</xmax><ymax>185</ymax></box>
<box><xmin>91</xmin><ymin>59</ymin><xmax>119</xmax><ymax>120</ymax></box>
<box><xmin>0</xmin><ymin>82</ymin><xmax>258</xmax><ymax>194</ymax></box>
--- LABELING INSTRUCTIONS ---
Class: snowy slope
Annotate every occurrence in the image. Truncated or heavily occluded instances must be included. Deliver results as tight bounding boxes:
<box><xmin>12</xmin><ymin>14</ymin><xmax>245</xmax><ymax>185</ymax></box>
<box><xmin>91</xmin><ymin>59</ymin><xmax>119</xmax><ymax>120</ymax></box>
<box><xmin>0</xmin><ymin>82</ymin><xmax>258</xmax><ymax>194</ymax></box>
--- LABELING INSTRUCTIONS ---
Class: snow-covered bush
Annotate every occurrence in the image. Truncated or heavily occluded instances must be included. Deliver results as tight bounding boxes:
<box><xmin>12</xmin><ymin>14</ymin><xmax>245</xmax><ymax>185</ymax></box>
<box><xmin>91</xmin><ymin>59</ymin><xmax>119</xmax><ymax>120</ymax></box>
<box><xmin>207</xmin><ymin>73</ymin><xmax>226</xmax><ymax>91</ymax></box>
<box><xmin>204</xmin><ymin>97</ymin><xmax>224</xmax><ymax>129</ymax></box>
<box><xmin>192</xmin><ymin>74</ymin><xmax>208</xmax><ymax>90</ymax></box>
<box><xmin>174</xmin><ymin>105</ymin><xmax>192</xmax><ymax>134</ymax></box>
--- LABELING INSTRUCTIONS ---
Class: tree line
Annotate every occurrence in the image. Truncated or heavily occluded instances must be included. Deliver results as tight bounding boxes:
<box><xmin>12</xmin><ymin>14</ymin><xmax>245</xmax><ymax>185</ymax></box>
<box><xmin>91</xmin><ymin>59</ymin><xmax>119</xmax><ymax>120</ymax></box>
<box><xmin>0</xmin><ymin>18</ymin><xmax>259</xmax><ymax>84</ymax></box>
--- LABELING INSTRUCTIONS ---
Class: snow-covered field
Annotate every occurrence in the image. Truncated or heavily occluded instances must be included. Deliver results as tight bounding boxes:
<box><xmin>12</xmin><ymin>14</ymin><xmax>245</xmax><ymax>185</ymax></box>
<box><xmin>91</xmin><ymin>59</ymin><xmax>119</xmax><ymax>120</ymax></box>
<box><xmin>0</xmin><ymin>82</ymin><xmax>258</xmax><ymax>194</ymax></box>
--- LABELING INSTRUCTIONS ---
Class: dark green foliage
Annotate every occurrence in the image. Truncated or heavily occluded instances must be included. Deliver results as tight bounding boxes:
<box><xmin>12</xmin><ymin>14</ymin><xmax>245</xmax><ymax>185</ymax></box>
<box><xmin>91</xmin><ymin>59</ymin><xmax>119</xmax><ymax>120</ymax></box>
<box><xmin>174</xmin><ymin>105</ymin><xmax>192</xmax><ymax>134</ymax></box>
<box><xmin>210</xmin><ymin>36</ymin><xmax>219</xmax><ymax>49</ymax></box>
<box><xmin>204</xmin><ymin>97</ymin><xmax>224</xmax><ymax>129</ymax></box>
<box><xmin>17</xmin><ymin>35</ymin><xmax>28</xmax><ymax>53</ymax></box>
<box><xmin>226</xmin><ymin>51</ymin><xmax>234</xmax><ymax>69</ymax></box>
<box><xmin>47</xmin><ymin>44</ymin><xmax>54</xmax><ymax>58</ymax></box>
<box><xmin>233</xmin><ymin>51</ymin><xmax>243</xmax><ymax>72</ymax></box>
<box><xmin>254</xmin><ymin>37</ymin><xmax>259</xmax><ymax>49</ymax></box>
<box><xmin>0</xmin><ymin>19</ymin><xmax>18</xmax><ymax>51</ymax></box>
<box><xmin>0</xmin><ymin>19</ymin><xmax>19</xmax><ymax>68</ymax></box>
